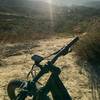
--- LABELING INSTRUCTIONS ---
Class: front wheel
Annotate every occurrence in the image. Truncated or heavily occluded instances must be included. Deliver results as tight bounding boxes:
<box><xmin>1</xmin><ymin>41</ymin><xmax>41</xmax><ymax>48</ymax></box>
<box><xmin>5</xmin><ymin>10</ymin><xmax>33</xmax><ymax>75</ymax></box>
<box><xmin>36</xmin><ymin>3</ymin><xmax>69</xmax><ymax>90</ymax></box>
<box><xmin>7</xmin><ymin>79</ymin><xmax>27</xmax><ymax>100</ymax></box>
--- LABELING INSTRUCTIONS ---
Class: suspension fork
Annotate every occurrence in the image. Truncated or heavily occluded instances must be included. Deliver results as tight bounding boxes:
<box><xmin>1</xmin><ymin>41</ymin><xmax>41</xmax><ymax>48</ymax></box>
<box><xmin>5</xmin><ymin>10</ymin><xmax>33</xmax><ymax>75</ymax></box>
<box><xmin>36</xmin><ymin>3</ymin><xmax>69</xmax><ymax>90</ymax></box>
<box><xmin>38</xmin><ymin>65</ymin><xmax>72</xmax><ymax>100</ymax></box>
<box><xmin>50</xmin><ymin>74</ymin><xmax>72</xmax><ymax>100</ymax></box>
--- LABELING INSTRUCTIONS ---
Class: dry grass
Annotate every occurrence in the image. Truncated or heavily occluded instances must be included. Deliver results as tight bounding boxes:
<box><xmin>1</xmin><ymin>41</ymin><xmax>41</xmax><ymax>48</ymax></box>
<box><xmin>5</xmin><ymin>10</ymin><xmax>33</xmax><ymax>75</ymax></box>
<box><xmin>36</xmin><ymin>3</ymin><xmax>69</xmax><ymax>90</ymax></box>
<box><xmin>0</xmin><ymin>37</ymin><xmax>97</xmax><ymax>100</ymax></box>
<box><xmin>0</xmin><ymin>32</ymin><xmax>52</xmax><ymax>43</ymax></box>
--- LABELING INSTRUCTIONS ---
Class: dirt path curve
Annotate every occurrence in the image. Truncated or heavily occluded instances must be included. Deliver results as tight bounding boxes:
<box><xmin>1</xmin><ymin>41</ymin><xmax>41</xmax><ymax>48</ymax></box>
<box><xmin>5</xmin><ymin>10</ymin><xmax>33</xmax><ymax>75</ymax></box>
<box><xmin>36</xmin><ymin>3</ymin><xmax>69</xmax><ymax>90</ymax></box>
<box><xmin>0</xmin><ymin>37</ymin><xmax>92</xmax><ymax>100</ymax></box>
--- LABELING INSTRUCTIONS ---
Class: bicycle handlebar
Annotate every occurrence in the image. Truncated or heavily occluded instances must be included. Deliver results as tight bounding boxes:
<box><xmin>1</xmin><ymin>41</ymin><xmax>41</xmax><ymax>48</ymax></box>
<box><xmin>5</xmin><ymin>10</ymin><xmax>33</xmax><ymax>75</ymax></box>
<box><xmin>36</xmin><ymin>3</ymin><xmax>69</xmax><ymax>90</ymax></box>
<box><xmin>31</xmin><ymin>36</ymin><xmax>79</xmax><ymax>84</ymax></box>
<box><xmin>32</xmin><ymin>36</ymin><xmax>79</xmax><ymax>65</ymax></box>
<box><xmin>51</xmin><ymin>36</ymin><xmax>79</xmax><ymax>64</ymax></box>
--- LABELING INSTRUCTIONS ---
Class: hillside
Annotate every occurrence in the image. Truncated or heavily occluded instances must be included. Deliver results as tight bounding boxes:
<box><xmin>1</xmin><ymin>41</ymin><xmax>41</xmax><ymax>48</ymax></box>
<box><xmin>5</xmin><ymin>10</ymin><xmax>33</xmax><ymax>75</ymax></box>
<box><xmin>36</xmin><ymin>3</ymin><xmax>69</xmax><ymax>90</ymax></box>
<box><xmin>0</xmin><ymin>0</ymin><xmax>100</xmax><ymax>100</ymax></box>
<box><xmin>0</xmin><ymin>2</ymin><xmax>100</xmax><ymax>43</ymax></box>
<box><xmin>0</xmin><ymin>0</ymin><xmax>100</xmax><ymax>39</ymax></box>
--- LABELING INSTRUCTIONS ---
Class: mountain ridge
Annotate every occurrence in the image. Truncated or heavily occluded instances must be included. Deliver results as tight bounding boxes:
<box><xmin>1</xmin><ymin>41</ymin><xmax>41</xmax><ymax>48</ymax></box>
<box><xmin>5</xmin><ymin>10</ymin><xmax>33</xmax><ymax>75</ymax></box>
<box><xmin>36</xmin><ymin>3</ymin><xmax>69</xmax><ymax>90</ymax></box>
<box><xmin>0</xmin><ymin>0</ymin><xmax>52</xmax><ymax>15</ymax></box>
<box><xmin>84</xmin><ymin>1</ymin><xmax>100</xmax><ymax>9</ymax></box>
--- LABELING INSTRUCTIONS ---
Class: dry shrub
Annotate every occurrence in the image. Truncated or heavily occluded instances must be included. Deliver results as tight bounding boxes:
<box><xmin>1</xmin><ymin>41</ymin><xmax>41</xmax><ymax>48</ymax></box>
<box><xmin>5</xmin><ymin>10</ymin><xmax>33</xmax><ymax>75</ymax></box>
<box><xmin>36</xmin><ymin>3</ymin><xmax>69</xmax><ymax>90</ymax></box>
<box><xmin>75</xmin><ymin>32</ymin><xmax>100</xmax><ymax>76</ymax></box>
<box><xmin>0</xmin><ymin>32</ymin><xmax>51</xmax><ymax>43</ymax></box>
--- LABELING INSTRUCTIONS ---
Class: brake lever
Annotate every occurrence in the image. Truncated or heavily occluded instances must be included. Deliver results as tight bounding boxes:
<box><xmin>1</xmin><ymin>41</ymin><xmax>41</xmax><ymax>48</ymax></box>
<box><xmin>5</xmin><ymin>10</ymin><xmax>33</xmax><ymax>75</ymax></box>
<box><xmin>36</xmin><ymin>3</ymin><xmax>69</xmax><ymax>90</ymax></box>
<box><xmin>35</xmin><ymin>63</ymin><xmax>43</xmax><ymax>70</ymax></box>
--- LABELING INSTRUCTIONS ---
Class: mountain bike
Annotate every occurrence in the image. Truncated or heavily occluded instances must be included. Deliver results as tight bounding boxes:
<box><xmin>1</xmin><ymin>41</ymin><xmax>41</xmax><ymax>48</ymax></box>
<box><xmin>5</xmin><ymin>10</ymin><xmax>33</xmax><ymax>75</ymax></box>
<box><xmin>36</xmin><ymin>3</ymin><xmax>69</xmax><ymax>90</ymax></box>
<box><xmin>7</xmin><ymin>36</ymin><xmax>79</xmax><ymax>100</ymax></box>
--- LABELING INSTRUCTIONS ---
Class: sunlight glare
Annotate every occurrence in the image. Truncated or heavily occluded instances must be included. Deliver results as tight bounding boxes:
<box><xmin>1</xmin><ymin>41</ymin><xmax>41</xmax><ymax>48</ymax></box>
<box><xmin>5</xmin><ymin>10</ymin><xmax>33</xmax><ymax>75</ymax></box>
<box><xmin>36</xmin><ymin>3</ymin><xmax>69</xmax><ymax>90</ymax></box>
<box><xmin>48</xmin><ymin>0</ymin><xmax>54</xmax><ymax>32</ymax></box>
<box><xmin>47</xmin><ymin>0</ymin><xmax>52</xmax><ymax>4</ymax></box>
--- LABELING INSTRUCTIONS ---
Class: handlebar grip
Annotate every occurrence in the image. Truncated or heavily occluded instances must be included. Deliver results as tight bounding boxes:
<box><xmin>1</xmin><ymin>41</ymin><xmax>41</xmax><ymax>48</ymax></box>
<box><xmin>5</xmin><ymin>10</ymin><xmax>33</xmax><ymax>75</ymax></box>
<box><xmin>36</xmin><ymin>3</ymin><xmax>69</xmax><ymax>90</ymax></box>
<box><xmin>51</xmin><ymin>36</ymin><xmax>79</xmax><ymax>64</ymax></box>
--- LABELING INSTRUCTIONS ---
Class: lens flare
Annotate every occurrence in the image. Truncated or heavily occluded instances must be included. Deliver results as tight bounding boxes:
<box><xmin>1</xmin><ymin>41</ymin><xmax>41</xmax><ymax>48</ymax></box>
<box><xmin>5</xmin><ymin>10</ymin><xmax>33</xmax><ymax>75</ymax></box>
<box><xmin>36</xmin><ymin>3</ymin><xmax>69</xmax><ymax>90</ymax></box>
<box><xmin>48</xmin><ymin>0</ymin><xmax>54</xmax><ymax>32</ymax></box>
<box><xmin>47</xmin><ymin>0</ymin><xmax>52</xmax><ymax>4</ymax></box>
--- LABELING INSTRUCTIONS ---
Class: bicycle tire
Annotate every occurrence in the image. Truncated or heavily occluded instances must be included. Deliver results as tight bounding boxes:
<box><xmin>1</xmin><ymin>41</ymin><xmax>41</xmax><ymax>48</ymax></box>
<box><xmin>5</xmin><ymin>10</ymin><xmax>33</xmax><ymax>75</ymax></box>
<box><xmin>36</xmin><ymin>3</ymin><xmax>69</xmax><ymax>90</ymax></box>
<box><xmin>7</xmin><ymin>79</ymin><xmax>26</xmax><ymax>100</ymax></box>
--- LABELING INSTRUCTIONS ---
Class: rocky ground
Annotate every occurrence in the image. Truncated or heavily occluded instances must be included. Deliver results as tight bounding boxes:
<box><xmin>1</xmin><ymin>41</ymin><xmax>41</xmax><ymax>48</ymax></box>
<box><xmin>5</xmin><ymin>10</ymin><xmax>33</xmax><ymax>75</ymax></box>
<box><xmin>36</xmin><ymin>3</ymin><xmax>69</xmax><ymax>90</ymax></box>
<box><xmin>0</xmin><ymin>36</ymin><xmax>99</xmax><ymax>100</ymax></box>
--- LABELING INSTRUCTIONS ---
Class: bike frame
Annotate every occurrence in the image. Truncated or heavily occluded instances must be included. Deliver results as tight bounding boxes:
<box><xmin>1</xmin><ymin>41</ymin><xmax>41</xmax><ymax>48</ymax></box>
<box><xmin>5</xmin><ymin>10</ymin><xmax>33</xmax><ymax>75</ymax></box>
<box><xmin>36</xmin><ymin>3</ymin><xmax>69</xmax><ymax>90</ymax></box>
<box><xmin>26</xmin><ymin>37</ymin><xmax>79</xmax><ymax>99</ymax></box>
<box><xmin>7</xmin><ymin>37</ymin><xmax>79</xmax><ymax>100</ymax></box>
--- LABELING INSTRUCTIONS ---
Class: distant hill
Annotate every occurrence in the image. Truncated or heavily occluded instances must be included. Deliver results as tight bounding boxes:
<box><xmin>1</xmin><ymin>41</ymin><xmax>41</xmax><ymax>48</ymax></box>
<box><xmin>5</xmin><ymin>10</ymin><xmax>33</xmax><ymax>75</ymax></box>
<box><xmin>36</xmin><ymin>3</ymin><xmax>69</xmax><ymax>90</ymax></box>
<box><xmin>84</xmin><ymin>1</ymin><xmax>100</xmax><ymax>9</ymax></box>
<box><xmin>0</xmin><ymin>0</ymin><xmax>100</xmax><ymax>41</ymax></box>
<box><xmin>0</xmin><ymin>0</ymin><xmax>52</xmax><ymax>16</ymax></box>
<box><xmin>0</xmin><ymin>0</ymin><xmax>48</xmax><ymax>9</ymax></box>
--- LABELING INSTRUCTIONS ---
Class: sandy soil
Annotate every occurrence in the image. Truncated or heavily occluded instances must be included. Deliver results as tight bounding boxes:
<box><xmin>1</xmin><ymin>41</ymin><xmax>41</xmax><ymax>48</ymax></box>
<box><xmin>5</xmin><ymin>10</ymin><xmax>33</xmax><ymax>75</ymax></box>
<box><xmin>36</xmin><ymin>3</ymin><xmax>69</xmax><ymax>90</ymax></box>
<box><xmin>0</xmin><ymin>37</ymin><xmax>96</xmax><ymax>100</ymax></box>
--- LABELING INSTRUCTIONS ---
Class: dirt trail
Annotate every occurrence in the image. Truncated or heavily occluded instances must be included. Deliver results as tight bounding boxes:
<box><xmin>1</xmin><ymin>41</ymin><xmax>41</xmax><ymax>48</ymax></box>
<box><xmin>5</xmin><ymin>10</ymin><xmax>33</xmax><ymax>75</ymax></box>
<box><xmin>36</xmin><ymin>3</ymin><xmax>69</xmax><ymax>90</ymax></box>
<box><xmin>0</xmin><ymin>37</ymin><xmax>93</xmax><ymax>100</ymax></box>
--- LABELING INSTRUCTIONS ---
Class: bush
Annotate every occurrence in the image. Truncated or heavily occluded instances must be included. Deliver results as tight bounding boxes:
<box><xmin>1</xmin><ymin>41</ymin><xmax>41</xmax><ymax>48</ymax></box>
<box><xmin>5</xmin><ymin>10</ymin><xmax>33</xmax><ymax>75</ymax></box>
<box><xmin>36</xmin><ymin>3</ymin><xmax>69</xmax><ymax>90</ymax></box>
<box><xmin>75</xmin><ymin>32</ymin><xmax>100</xmax><ymax>76</ymax></box>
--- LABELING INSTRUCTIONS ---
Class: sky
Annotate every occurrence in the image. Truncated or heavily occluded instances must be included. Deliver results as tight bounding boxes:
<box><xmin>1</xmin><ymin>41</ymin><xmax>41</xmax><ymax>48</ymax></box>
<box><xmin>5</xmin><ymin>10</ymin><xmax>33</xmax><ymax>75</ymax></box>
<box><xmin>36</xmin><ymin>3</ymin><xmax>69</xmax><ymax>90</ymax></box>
<box><xmin>30</xmin><ymin>0</ymin><xmax>98</xmax><ymax>6</ymax></box>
